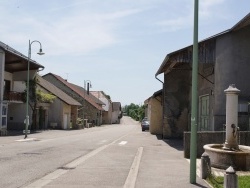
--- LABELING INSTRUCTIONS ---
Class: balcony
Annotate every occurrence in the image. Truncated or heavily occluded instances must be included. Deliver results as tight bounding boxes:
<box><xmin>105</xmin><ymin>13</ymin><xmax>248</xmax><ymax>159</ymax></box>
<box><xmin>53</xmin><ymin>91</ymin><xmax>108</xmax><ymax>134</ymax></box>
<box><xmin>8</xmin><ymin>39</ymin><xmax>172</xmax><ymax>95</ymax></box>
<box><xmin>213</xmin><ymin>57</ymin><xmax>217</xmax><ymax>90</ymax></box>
<box><xmin>4</xmin><ymin>91</ymin><xmax>25</xmax><ymax>102</ymax></box>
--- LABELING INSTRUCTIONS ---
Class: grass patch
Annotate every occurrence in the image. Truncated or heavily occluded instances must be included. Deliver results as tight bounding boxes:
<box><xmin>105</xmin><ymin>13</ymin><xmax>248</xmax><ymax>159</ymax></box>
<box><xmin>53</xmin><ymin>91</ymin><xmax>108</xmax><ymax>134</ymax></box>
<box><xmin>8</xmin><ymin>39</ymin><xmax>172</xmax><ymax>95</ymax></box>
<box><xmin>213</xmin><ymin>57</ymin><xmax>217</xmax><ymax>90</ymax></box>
<box><xmin>207</xmin><ymin>175</ymin><xmax>250</xmax><ymax>188</ymax></box>
<box><xmin>207</xmin><ymin>176</ymin><xmax>223</xmax><ymax>188</ymax></box>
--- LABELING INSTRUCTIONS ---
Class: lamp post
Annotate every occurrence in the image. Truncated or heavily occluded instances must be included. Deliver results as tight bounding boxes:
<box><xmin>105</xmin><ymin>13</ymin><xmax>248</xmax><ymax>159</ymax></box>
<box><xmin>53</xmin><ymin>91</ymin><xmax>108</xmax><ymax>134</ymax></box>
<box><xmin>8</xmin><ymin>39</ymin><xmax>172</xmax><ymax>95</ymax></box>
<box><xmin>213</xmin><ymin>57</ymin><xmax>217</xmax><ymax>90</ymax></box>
<box><xmin>190</xmin><ymin>0</ymin><xmax>199</xmax><ymax>184</ymax></box>
<box><xmin>83</xmin><ymin>80</ymin><xmax>92</xmax><ymax>128</ymax></box>
<box><xmin>24</xmin><ymin>40</ymin><xmax>45</xmax><ymax>139</ymax></box>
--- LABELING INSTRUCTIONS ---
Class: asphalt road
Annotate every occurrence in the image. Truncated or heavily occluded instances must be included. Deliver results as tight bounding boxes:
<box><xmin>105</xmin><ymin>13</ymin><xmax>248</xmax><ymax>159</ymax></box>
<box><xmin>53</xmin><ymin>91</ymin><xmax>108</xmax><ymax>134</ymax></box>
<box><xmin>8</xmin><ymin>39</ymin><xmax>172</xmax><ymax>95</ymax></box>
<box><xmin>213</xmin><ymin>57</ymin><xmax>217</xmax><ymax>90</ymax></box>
<box><xmin>0</xmin><ymin>117</ymin><xmax>138</xmax><ymax>188</ymax></box>
<box><xmin>0</xmin><ymin>117</ymin><xmax>208</xmax><ymax>188</ymax></box>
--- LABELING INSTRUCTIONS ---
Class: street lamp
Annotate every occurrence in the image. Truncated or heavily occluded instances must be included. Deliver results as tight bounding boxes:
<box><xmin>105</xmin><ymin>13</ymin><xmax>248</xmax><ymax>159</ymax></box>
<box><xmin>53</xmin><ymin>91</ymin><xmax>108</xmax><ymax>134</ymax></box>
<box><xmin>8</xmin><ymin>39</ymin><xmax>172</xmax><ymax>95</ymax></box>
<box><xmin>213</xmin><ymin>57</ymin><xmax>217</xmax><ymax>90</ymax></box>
<box><xmin>190</xmin><ymin>0</ymin><xmax>199</xmax><ymax>184</ymax></box>
<box><xmin>24</xmin><ymin>40</ymin><xmax>45</xmax><ymax>139</ymax></box>
<box><xmin>83</xmin><ymin>80</ymin><xmax>92</xmax><ymax>128</ymax></box>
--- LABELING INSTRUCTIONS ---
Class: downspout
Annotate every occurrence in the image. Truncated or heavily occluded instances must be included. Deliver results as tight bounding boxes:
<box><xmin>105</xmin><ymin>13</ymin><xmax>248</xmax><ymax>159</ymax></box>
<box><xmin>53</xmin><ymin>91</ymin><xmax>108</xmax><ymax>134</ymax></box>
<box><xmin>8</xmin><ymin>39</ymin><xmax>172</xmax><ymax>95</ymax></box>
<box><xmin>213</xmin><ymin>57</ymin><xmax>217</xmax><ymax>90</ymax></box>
<box><xmin>155</xmin><ymin>75</ymin><xmax>163</xmax><ymax>84</ymax></box>
<box><xmin>155</xmin><ymin>75</ymin><xmax>164</xmax><ymax>139</ymax></box>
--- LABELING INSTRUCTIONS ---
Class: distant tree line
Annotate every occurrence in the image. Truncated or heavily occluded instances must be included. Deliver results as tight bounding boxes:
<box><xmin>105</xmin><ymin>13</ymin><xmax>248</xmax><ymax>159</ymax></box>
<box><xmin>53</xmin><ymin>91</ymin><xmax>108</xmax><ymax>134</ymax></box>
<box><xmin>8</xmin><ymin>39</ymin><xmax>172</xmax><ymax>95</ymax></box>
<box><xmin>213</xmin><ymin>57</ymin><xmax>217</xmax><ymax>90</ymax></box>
<box><xmin>123</xmin><ymin>103</ymin><xmax>146</xmax><ymax>121</ymax></box>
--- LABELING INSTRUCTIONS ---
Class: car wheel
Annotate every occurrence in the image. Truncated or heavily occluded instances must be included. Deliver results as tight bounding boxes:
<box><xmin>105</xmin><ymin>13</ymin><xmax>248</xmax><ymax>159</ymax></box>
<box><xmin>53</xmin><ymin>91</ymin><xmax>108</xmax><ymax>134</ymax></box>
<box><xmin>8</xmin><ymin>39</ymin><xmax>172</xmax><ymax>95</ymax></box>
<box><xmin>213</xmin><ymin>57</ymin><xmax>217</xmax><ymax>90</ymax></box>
<box><xmin>142</xmin><ymin>129</ymin><xmax>145</xmax><ymax>131</ymax></box>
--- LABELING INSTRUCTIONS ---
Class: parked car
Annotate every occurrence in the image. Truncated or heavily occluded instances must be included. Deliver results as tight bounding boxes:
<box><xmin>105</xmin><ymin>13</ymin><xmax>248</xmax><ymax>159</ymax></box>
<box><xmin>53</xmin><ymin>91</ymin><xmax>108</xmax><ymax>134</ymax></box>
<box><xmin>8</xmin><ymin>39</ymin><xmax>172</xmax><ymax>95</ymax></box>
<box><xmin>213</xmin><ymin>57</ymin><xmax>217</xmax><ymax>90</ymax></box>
<box><xmin>141</xmin><ymin>118</ymin><xmax>150</xmax><ymax>131</ymax></box>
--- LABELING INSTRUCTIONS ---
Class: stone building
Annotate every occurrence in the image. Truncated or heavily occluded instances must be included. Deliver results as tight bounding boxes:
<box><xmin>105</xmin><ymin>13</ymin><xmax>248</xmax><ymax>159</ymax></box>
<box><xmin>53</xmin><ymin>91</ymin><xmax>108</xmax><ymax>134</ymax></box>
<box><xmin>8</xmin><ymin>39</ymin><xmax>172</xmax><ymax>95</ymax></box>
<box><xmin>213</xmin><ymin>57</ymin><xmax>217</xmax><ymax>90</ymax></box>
<box><xmin>36</xmin><ymin>76</ymin><xmax>81</xmax><ymax>129</ymax></box>
<box><xmin>144</xmin><ymin>90</ymin><xmax>163</xmax><ymax>135</ymax></box>
<box><xmin>155</xmin><ymin>13</ymin><xmax>250</xmax><ymax>138</ymax></box>
<box><xmin>91</xmin><ymin>91</ymin><xmax>112</xmax><ymax>124</ymax></box>
<box><xmin>43</xmin><ymin>73</ymin><xmax>104</xmax><ymax>127</ymax></box>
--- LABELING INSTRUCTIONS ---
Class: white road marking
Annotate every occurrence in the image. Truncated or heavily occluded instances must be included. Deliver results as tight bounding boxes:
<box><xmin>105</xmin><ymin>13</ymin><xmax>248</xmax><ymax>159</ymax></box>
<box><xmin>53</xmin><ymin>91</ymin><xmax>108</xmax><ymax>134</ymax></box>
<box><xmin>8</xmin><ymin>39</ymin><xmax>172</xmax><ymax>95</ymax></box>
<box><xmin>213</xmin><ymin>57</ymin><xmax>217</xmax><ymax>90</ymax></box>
<box><xmin>15</xmin><ymin>138</ymin><xmax>39</xmax><ymax>142</ymax></box>
<box><xmin>123</xmin><ymin>147</ymin><xmax>143</xmax><ymax>188</ymax></box>
<box><xmin>97</xmin><ymin>139</ymin><xmax>108</xmax><ymax>145</ymax></box>
<box><xmin>119</xmin><ymin>141</ymin><xmax>128</xmax><ymax>146</ymax></box>
<box><xmin>24</xmin><ymin>130</ymin><xmax>133</xmax><ymax>188</ymax></box>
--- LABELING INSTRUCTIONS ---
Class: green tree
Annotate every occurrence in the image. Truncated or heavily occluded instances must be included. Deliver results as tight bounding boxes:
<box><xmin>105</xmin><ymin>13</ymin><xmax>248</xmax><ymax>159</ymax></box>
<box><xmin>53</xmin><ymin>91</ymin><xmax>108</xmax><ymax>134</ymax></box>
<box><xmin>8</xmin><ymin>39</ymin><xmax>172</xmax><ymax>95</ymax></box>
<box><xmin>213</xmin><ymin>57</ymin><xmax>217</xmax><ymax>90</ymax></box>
<box><xmin>123</xmin><ymin>103</ymin><xmax>145</xmax><ymax>121</ymax></box>
<box><xmin>24</xmin><ymin>76</ymin><xmax>56</xmax><ymax>130</ymax></box>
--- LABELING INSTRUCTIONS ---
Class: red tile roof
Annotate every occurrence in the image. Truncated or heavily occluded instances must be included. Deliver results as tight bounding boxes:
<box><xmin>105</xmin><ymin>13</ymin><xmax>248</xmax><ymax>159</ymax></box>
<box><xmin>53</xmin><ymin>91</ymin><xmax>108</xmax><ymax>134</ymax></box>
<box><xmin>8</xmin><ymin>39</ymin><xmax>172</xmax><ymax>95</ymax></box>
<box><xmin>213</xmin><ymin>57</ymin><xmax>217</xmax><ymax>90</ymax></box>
<box><xmin>37</xmin><ymin>75</ymin><xmax>81</xmax><ymax>106</ymax></box>
<box><xmin>44</xmin><ymin>73</ymin><xmax>104</xmax><ymax>111</ymax></box>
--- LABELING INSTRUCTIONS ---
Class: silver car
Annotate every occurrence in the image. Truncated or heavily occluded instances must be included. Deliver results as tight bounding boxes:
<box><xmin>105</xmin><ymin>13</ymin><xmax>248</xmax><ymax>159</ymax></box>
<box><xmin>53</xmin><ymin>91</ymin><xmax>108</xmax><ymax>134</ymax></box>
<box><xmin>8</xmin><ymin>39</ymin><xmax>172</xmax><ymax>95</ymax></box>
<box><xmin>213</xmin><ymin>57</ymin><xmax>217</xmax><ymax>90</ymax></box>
<box><xmin>141</xmin><ymin>118</ymin><xmax>150</xmax><ymax>131</ymax></box>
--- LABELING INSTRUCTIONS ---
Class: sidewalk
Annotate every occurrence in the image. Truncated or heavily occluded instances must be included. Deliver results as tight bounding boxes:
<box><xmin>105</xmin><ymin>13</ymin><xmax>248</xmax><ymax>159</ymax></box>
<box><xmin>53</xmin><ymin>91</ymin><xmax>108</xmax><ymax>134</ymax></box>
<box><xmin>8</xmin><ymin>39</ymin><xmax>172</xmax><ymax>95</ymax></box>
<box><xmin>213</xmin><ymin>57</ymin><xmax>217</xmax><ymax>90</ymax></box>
<box><xmin>22</xmin><ymin>129</ymin><xmax>209</xmax><ymax>188</ymax></box>
<box><xmin>0</xmin><ymin>128</ymin><xmax>100</xmax><ymax>144</ymax></box>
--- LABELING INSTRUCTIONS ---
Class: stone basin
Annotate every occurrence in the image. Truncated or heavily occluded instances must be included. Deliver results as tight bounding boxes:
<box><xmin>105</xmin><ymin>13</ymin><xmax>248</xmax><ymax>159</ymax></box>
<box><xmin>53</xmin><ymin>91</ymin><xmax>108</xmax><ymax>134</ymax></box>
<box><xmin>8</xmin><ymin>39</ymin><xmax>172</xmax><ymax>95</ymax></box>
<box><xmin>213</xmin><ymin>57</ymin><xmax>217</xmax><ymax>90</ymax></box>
<box><xmin>203</xmin><ymin>144</ymin><xmax>250</xmax><ymax>171</ymax></box>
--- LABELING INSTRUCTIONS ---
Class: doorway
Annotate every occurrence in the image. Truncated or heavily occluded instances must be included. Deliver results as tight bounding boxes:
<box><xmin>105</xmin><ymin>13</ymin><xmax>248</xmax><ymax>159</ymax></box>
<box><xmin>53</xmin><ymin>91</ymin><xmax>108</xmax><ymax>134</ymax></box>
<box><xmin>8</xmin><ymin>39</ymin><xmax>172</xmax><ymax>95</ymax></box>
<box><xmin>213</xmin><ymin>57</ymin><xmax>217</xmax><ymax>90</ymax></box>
<box><xmin>63</xmin><ymin>114</ymin><xmax>68</xmax><ymax>129</ymax></box>
<box><xmin>199</xmin><ymin>95</ymin><xmax>209</xmax><ymax>131</ymax></box>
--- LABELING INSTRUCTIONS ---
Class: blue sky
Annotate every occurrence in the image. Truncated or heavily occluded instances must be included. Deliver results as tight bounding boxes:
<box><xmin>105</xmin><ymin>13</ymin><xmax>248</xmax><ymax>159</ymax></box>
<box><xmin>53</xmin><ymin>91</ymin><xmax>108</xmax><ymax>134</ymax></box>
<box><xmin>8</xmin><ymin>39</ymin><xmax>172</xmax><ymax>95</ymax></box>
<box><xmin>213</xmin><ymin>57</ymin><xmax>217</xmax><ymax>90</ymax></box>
<box><xmin>1</xmin><ymin>0</ymin><xmax>249</xmax><ymax>106</ymax></box>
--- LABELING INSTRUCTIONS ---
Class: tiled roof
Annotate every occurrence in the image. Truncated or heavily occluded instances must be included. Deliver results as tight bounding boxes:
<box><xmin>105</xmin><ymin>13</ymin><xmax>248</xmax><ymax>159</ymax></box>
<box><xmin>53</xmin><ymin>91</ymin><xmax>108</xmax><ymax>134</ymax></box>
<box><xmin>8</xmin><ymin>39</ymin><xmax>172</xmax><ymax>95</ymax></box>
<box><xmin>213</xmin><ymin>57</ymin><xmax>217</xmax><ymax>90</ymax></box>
<box><xmin>155</xmin><ymin>12</ymin><xmax>250</xmax><ymax>76</ymax></box>
<box><xmin>71</xmin><ymin>84</ymin><xmax>105</xmax><ymax>105</ymax></box>
<box><xmin>0</xmin><ymin>41</ymin><xmax>44</xmax><ymax>73</ymax></box>
<box><xmin>37</xmin><ymin>75</ymin><xmax>81</xmax><ymax>106</ymax></box>
<box><xmin>44</xmin><ymin>73</ymin><xmax>104</xmax><ymax>111</ymax></box>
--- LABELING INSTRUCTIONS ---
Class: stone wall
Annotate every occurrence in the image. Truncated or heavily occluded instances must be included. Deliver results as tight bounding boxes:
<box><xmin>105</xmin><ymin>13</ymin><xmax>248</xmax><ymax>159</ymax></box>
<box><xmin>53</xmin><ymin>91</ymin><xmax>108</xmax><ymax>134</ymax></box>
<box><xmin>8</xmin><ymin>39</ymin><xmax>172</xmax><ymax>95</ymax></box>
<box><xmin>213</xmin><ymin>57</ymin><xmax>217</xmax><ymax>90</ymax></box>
<box><xmin>43</xmin><ymin>74</ymin><xmax>100</xmax><ymax>125</ymax></box>
<box><xmin>184</xmin><ymin>131</ymin><xmax>250</xmax><ymax>158</ymax></box>
<box><xmin>163</xmin><ymin>67</ymin><xmax>191</xmax><ymax>138</ymax></box>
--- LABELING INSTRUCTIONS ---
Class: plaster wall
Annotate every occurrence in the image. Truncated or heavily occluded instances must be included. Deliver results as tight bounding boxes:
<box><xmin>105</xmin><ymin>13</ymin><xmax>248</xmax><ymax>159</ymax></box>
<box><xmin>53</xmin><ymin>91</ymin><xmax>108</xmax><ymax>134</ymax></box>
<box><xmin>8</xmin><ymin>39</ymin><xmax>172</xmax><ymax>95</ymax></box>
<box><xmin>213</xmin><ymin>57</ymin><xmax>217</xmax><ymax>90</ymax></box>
<box><xmin>149</xmin><ymin>96</ymin><xmax>163</xmax><ymax>135</ymax></box>
<box><xmin>48</xmin><ymin>98</ymin><xmax>63</xmax><ymax>128</ymax></box>
<box><xmin>43</xmin><ymin>74</ymin><xmax>100</xmax><ymax>125</ymax></box>
<box><xmin>163</xmin><ymin>67</ymin><xmax>191</xmax><ymax>138</ymax></box>
<box><xmin>4</xmin><ymin>71</ymin><xmax>12</xmax><ymax>81</ymax></box>
<box><xmin>13</xmin><ymin>70</ymin><xmax>37</xmax><ymax>81</ymax></box>
<box><xmin>7</xmin><ymin>103</ymin><xmax>29</xmax><ymax>130</ymax></box>
<box><xmin>112</xmin><ymin>111</ymin><xmax>120</xmax><ymax>124</ymax></box>
<box><xmin>91</xmin><ymin>91</ymin><xmax>112</xmax><ymax>124</ymax></box>
<box><xmin>13</xmin><ymin>81</ymin><xmax>26</xmax><ymax>92</ymax></box>
<box><xmin>214</xmin><ymin>25</ymin><xmax>250</xmax><ymax>130</ymax></box>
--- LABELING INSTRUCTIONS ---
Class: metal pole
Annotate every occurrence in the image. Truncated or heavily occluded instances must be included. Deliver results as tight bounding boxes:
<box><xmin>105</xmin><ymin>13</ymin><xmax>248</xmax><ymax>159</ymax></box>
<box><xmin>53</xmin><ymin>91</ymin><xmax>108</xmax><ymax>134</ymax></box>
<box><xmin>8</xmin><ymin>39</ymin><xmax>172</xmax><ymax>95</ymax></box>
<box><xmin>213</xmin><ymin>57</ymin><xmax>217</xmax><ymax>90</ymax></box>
<box><xmin>190</xmin><ymin>0</ymin><xmax>199</xmax><ymax>184</ymax></box>
<box><xmin>24</xmin><ymin>40</ymin><xmax>44</xmax><ymax>139</ymax></box>
<box><xmin>25</xmin><ymin>40</ymin><xmax>31</xmax><ymax>139</ymax></box>
<box><xmin>83</xmin><ymin>80</ymin><xmax>86</xmax><ymax>128</ymax></box>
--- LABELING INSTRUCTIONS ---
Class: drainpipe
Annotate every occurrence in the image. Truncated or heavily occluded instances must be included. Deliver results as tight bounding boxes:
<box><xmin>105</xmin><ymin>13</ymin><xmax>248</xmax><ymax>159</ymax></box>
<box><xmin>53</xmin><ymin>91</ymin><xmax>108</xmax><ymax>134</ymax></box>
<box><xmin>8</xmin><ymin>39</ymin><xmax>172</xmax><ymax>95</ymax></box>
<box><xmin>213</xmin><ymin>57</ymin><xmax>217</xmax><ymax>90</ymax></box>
<box><xmin>155</xmin><ymin>75</ymin><xmax>164</xmax><ymax>139</ymax></box>
<box><xmin>155</xmin><ymin>75</ymin><xmax>163</xmax><ymax>84</ymax></box>
<box><xmin>0</xmin><ymin>49</ymin><xmax>5</xmax><ymax>132</ymax></box>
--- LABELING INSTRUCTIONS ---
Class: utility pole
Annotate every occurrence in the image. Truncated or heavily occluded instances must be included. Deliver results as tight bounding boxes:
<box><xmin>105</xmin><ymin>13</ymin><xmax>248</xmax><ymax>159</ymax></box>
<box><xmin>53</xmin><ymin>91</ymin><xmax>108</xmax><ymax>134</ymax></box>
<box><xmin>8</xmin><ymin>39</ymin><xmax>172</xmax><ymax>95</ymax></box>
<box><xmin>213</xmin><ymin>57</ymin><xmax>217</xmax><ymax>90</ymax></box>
<box><xmin>190</xmin><ymin>0</ymin><xmax>199</xmax><ymax>184</ymax></box>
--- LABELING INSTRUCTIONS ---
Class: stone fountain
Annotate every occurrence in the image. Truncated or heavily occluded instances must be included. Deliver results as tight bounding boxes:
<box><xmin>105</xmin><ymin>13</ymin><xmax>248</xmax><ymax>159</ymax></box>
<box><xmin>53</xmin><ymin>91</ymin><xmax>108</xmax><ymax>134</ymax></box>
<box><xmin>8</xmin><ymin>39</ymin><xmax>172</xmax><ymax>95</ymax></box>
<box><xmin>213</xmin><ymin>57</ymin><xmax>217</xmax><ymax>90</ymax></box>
<box><xmin>204</xmin><ymin>84</ymin><xmax>250</xmax><ymax>171</ymax></box>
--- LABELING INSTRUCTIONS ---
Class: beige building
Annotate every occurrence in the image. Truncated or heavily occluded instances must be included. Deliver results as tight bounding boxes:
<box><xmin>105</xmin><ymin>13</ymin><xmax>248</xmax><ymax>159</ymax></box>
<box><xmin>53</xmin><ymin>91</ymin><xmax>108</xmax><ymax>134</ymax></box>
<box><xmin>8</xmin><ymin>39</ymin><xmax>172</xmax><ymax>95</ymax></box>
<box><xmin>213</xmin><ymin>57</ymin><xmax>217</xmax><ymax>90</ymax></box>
<box><xmin>0</xmin><ymin>41</ymin><xmax>44</xmax><ymax>134</ymax></box>
<box><xmin>43</xmin><ymin>73</ymin><xmax>104</xmax><ymax>127</ymax></box>
<box><xmin>144</xmin><ymin>90</ymin><xmax>163</xmax><ymax>135</ymax></box>
<box><xmin>37</xmin><ymin>76</ymin><xmax>81</xmax><ymax>130</ymax></box>
<box><xmin>91</xmin><ymin>91</ymin><xmax>112</xmax><ymax>124</ymax></box>
<box><xmin>111</xmin><ymin>102</ymin><xmax>122</xmax><ymax>124</ymax></box>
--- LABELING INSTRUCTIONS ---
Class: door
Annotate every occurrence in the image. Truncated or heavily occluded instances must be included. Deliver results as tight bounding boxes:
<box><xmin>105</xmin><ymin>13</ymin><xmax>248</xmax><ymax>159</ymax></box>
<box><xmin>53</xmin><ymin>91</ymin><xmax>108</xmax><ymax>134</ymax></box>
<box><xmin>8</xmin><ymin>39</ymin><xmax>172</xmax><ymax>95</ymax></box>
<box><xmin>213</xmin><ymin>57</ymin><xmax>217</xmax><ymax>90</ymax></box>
<box><xmin>199</xmin><ymin>95</ymin><xmax>209</xmax><ymax>131</ymax></box>
<box><xmin>63</xmin><ymin>114</ymin><xmax>68</xmax><ymax>129</ymax></box>
<box><xmin>2</xmin><ymin>103</ymin><xmax>8</xmax><ymax>127</ymax></box>
<box><xmin>39</xmin><ymin>108</ymin><xmax>45</xmax><ymax>130</ymax></box>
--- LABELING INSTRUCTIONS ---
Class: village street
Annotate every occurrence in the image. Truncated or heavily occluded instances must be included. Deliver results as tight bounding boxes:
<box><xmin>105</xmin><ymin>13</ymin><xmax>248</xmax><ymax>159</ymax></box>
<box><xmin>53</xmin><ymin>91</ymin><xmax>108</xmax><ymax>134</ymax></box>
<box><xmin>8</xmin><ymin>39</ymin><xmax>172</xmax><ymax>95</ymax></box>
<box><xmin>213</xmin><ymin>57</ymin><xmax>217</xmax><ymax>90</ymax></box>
<box><xmin>0</xmin><ymin>117</ymin><xmax>207</xmax><ymax>188</ymax></box>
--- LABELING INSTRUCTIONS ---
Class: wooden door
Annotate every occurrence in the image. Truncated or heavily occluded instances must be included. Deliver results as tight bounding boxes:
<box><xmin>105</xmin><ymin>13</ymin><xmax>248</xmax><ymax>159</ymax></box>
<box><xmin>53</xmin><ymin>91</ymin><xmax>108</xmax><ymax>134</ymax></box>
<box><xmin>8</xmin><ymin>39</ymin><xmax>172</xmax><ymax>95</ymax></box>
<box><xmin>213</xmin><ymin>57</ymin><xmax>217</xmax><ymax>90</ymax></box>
<box><xmin>199</xmin><ymin>95</ymin><xmax>209</xmax><ymax>131</ymax></box>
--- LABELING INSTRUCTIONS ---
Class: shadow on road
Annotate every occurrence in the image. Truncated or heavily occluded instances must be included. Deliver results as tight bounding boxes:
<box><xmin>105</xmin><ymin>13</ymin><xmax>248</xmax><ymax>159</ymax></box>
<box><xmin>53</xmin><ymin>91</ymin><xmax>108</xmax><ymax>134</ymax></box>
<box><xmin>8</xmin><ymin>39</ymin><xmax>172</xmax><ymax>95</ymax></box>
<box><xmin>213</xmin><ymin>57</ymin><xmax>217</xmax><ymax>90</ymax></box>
<box><xmin>5</xmin><ymin>130</ymin><xmax>52</xmax><ymax>137</ymax></box>
<box><xmin>156</xmin><ymin>135</ymin><xmax>184</xmax><ymax>151</ymax></box>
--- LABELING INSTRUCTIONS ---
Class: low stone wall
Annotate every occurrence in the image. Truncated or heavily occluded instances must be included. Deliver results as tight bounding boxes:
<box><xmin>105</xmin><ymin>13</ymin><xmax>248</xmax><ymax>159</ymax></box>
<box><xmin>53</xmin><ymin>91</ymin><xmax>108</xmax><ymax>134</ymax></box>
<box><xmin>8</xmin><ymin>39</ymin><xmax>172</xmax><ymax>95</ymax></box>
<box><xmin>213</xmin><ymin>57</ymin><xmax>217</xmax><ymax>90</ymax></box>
<box><xmin>184</xmin><ymin>131</ymin><xmax>250</xmax><ymax>158</ymax></box>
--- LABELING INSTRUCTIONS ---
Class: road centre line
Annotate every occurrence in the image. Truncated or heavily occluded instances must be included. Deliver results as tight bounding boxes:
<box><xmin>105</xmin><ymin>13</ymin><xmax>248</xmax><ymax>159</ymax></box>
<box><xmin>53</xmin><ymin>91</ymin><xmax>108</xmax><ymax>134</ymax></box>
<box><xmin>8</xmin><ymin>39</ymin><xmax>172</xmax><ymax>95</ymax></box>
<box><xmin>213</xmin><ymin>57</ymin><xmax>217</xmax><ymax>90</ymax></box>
<box><xmin>123</xmin><ymin>147</ymin><xmax>143</xmax><ymax>188</ymax></box>
<box><xmin>24</xmin><ymin>130</ymin><xmax>134</xmax><ymax>188</ymax></box>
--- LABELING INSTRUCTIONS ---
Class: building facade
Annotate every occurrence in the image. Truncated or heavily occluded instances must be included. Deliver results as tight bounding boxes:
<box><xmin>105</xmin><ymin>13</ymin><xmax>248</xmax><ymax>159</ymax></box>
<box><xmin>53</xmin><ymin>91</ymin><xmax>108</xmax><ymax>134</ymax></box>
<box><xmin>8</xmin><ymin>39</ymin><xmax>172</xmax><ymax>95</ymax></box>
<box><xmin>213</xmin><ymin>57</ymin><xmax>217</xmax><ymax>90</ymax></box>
<box><xmin>156</xmin><ymin>13</ymin><xmax>250</xmax><ymax>138</ymax></box>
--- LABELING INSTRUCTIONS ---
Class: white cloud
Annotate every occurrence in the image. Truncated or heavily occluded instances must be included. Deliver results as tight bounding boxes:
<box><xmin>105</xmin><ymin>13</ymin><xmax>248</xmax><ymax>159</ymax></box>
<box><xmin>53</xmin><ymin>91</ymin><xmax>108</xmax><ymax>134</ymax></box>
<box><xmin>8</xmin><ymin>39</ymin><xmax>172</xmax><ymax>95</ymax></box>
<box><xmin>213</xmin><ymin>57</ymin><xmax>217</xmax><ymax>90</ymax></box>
<box><xmin>0</xmin><ymin>3</ymin><xmax>143</xmax><ymax>56</ymax></box>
